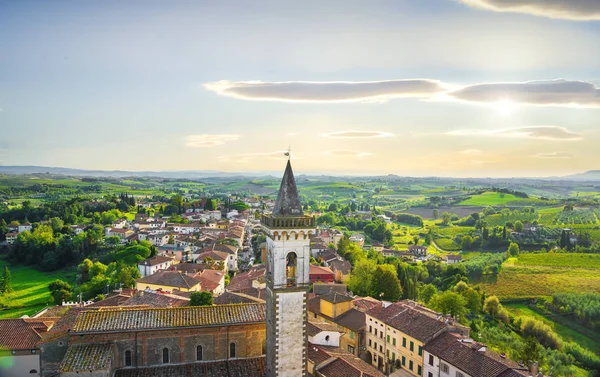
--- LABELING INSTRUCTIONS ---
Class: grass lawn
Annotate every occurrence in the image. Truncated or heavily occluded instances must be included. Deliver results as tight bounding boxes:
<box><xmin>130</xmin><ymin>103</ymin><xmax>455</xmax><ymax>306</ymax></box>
<box><xmin>504</xmin><ymin>303</ymin><xmax>600</xmax><ymax>355</ymax></box>
<box><xmin>0</xmin><ymin>258</ymin><xmax>77</xmax><ymax>319</ymax></box>
<box><xmin>459</xmin><ymin>192</ymin><xmax>525</xmax><ymax>206</ymax></box>
<box><xmin>482</xmin><ymin>256</ymin><xmax>600</xmax><ymax>300</ymax></box>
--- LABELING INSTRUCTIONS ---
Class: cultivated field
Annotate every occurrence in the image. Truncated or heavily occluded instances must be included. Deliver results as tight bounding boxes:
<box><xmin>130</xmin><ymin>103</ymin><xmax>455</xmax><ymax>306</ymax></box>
<box><xmin>482</xmin><ymin>254</ymin><xmax>600</xmax><ymax>300</ymax></box>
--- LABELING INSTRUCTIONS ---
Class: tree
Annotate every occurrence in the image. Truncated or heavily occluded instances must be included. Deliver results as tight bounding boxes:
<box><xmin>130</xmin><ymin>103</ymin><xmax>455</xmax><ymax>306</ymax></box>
<box><xmin>429</xmin><ymin>291</ymin><xmax>466</xmax><ymax>318</ymax></box>
<box><xmin>371</xmin><ymin>264</ymin><xmax>402</xmax><ymax>302</ymax></box>
<box><xmin>0</xmin><ymin>267</ymin><xmax>12</xmax><ymax>294</ymax></box>
<box><xmin>461</xmin><ymin>236</ymin><xmax>474</xmax><ymax>250</ymax></box>
<box><xmin>483</xmin><ymin>295</ymin><xmax>502</xmax><ymax>316</ymax></box>
<box><xmin>441</xmin><ymin>212</ymin><xmax>452</xmax><ymax>226</ymax></box>
<box><xmin>348</xmin><ymin>259</ymin><xmax>377</xmax><ymax>296</ymax></box>
<box><xmin>514</xmin><ymin>221</ymin><xmax>524</xmax><ymax>232</ymax></box>
<box><xmin>189</xmin><ymin>291</ymin><xmax>213</xmax><ymax>306</ymax></box>
<box><xmin>0</xmin><ymin>219</ymin><xmax>7</xmax><ymax>241</ymax></box>
<box><xmin>48</xmin><ymin>279</ymin><xmax>72</xmax><ymax>305</ymax></box>
<box><xmin>419</xmin><ymin>284</ymin><xmax>437</xmax><ymax>304</ymax></box>
<box><xmin>50</xmin><ymin>217</ymin><xmax>65</xmax><ymax>233</ymax></box>
<box><xmin>507</xmin><ymin>243</ymin><xmax>520</xmax><ymax>258</ymax></box>
<box><xmin>77</xmin><ymin>259</ymin><xmax>93</xmax><ymax>283</ymax></box>
<box><xmin>521</xmin><ymin>336</ymin><xmax>542</xmax><ymax>365</ymax></box>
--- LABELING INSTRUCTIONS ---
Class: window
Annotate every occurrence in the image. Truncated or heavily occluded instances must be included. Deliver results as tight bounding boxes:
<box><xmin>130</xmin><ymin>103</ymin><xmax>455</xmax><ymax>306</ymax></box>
<box><xmin>441</xmin><ymin>362</ymin><xmax>449</xmax><ymax>373</ymax></box>
<box><xmin>387</xmin><ymin>350</ymin><xmax>389</xmax><ymax>358</ymax></box>
<box><xmin>229</xmin><ymin>342</ymin><xmax>237</xmax><ymax>358</ymax></box>
<box><xmin>402</xmin><ymin>337</ymin><xmax>406</xmax><ymax>347</ymax></box>
<box><xmin>196</xmin><ymin>345</ymin><xmax>203</xmax><ymax>361</ymax></box>
<box><xmin>379</xmin><ymin>345</ymin><xmax>382</xmax><ymax>353</ymax></box>
<box><xmin>429</xmin><ymin>373</ymin><xmax>434</xmax><ymax>377</ymax></box>
<box><xmin>29</xmin><ymin>370</ymin><xmax>38</xmax><ymax>374</ymax></box>
<box><xmin>392</xmin><ymin>352</ymin><xmax>396</xmax><ymax>361</ymax></box>
<box><xmin>456</xmin><ymin>373</ymin><xmax>464</xmax><ymax>377</ymax></box>
<box><xmin>162</xmin><ymin>348</ymin><xmax>169</xmax><ymax>364</ymax></box>
<box><xmin>418</xmin><ymin>365</ymin><xmax>422</xmax><ymax>376</ymax></box>
<box><xmin>125</xmin><ymin>350</ymin><xmax>132</xmax><ymax>366</ymax></box>
<box><xmin>418</xmin><ymin>345</ymin><xmax>422</xmax><ymax>356</ymax></box>
<box><xmin>375</xmin><ymin>329</ymin><xmax>378</xmax><ymax>336</ymax></box>
<box><xmin>387</xmin><ymin>335</ymin><xmax>390</xmax><ymax>343</ymax></box>
<box><xmin>369</xmin><ymin>339</ymin><xmax>372</xmax><ymax>347</ymax></box>
<box><xmin>410</xmin><ymin>341</ymin><xmax>414</xmax><ymax>352</ymax></box>
<box><xmin>348</xmin><ymin>345</ymin><xmax>355</xmax><ymax>354</ymax></box>
<box><xmin>402</xmin><ymin>356</ymin><xmax>406</xmax><ymax>366</ymax></box>
<box><xmin>369</xmin><ymin>325</ymin><xmax>373</xmax><ymax>333</ymax></box>
<box><xmin>350</xmin><ymin>331</ymin><xmax>355</xmax><ymax>339</ymax></box>
<box><xmin>409</xmin><ymin>360</ymin><xmax>413</xmax><ymax>371</ymax></box>
<box><xmin>429</xmin><ymin>354</ymin><xmax>434</xmax><ymax>366</ymax></box>
<box><xmin>393</xmin><ymin>338</ymin><xmax>396</xmax><ymax>346</ymax></box>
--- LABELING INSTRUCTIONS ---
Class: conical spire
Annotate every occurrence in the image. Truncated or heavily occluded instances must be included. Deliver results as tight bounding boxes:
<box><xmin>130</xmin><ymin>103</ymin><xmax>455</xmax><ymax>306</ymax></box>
<box><xmin>272</xmin><ymin>160</ymin><xmax>304</xmax><ymax>217</ymax></box>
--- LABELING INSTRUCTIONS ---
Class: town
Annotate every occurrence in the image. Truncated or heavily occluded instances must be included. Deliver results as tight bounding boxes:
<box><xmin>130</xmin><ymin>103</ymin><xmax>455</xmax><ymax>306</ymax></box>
<box><xmin>1</xmin><ymin>160</ymin><xmax>599</xmax><ymax>377</ymax></box>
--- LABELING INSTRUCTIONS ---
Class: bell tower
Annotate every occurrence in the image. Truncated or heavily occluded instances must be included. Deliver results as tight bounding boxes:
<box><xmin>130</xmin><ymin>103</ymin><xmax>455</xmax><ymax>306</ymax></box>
<box><xmin>262</xmin><ymin>160</ymin><xmax>315</xmax><ymax>377</ymax></box>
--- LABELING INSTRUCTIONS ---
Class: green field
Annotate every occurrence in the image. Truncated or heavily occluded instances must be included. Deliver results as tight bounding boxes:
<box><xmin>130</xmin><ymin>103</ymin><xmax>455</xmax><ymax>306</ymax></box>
<box><xmin>459</xmin><ymin>192</ymin><xmax>526</xmax><ymax>206</ymax></box>
<box><xmin>514</xmin><ymin>253</ymin><xmax>600</xmax><ymax>269</ymax></box>
<box><xmin>0</xmin><ymin>259</ymin><xmax>77</xmax><ymax>319</ymax></box>
<box><xmin>504</xmin><ymin>303</ymin><xmax>600</xmax><ymax>355</ymax></box>
<box><xmin>483</xmin><ymin>254</ymin><xmax>600</xmax><ymax>300</ymax></box>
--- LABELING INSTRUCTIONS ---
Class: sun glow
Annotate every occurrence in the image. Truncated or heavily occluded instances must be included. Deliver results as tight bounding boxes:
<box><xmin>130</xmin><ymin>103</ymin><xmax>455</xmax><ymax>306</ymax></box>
<box><xmin>494</xmin><ymin>99</ymin><xmax>515</xmax><ymax>116</ymax></box>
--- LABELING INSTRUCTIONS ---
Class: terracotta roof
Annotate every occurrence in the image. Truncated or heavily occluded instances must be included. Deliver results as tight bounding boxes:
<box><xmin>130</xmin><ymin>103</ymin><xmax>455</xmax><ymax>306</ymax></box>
<box><xmin>60</xmin><ymin>343</ymin><xmax>113</xmax><ymax>372</ymax></box>
<box><xmin>309</xmin><ymin>343</ymin><xmax>385</xmax><ymax>377</ymax></box>
<box><xmin>71</xmin><ymin>303</ymin><xmax>266</xmax><ymax>333</ymax></box>
<box><xmin>320</xmin><ymin>291</ymin><xmax>353</xmax><ymax>304</ymax></box>
<box><xmin>196</xmin><ymin>250</ymin><xmax>229</xmax><ymax>262</ymax></box>
<box><xmin>39</xmin><ymin>307</ymin><xmax>100</xmax><ymax>343</ymax></box>
<box><xmin>113</xmin><ymin>356</ymin><xmax>266</xmax><ymax>377</ymax></box>
<box><xmin>214</xmin><ymin>291</ymin><xmax>265</xmax><ymax>305</ymax></box>
<box><xmin>227</xmin><ymin>265</ymin><xmax>265</xmax><ymax>292</ymax></box>
<box><xmin>367</xmin><ymin>302</ymin><xmax>447</xmax><ymax>343</ymax></box>
<box><xmin>136</xmin><ymin>271</ymin><xmax>201</xmax><ymax>290</ymax></box>
<box><xmin>310</xmin><ymin>265</ymin><xmax>335</xmax><ymax>276</ymax></box>
<box><xmin>424</xmin><ymin>332</ymin><xmax>524</xmax><ymax>377</ymax></box>
<box><xmin>353</xmin><ymin>297</ymin><xmax>382</xmax><ymax>311</ymax></box>
<box><xmin>139</xmin><ymin>255</ymin><xmax>174</xmax><ymax>266</ymax></box>
<box><xmin>313</xmin><ymin>284</ymin><xmax>347</xmax><ymax>296</ymax></box>
<box><xmin>86</xmin><ymin>294</ymin><xmax>132</xmax><ymax>308</ymax></box>
<box><xmin>307</xmin><ymin>321</ymin><xmax>342</xmax><ymax>336</ymax></box>
<box><xmin>332</xmin><ymin>308</ymin><xmax>366</xmax><ymax>332</ymax></box>
<box><xmin>122</xmin><ymin>291</ymin><xmax>190</xmax><ymax>308</ymax></box>
<box><xmin>212</xmin><ymin>243</ymin><xmax>238</xmax><ymax>254</ymax></box>
<box><xmin>329</xmin><ymin>259</ymin><xmax>351</xmax><ymax>274</ymax></box>
<box><xmin>0</xmin><ymin>318</ymin><xmax>52</xmax><ymax>350</ymax></box>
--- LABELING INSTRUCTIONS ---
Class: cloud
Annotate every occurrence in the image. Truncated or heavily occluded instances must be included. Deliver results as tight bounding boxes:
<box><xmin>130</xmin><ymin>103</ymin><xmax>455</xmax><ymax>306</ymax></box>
<box><xmin>185</xmin><ymin>134</ymin><xmax>240</xmax><ymax>148</ymax></box>
<box><xmin>455</xmin><ymin>0</ymin><xmax>600</xmax><ymax>21</ymax></box>
<box><xmin>460</xmin><ymin>149</ymin><xmax>484</xmax><ymax>155</ymax></box>
<box><xmin>446</xmin><ymin>126</ymin><xmax>582</xmax><ymax>140</ymax></box>
<box><xmin>205</xmin><ymin>78</ymin><xmax>600</xmax><ymax>108</ymax></box>
<box><xmin>448</xmin><ymin>79</ymin><xmax>600</xmax><ymax>108</ymax></box>
<box><xmin>203</xmin><ymin>79</ymin><xmax>446</xmax><ymax>103</ymax></box>
<box><xmin>322</xmin><ymin>131</ymin><xmax>395</xmax><ymax>139</ymax></box>
<box><xmin>218</xmin><ymin>150</ymin><xmax>288</xmax><ymax>163</ymax></box>
<box><xmin>534</xmin><ymin>151</ymin><xmax>573</xmax><ymax>159</ymax></box>
<box><xmin>324</xmin><ymin>150</ymin><xmax>372</xmax><ymax>158</ymax></box>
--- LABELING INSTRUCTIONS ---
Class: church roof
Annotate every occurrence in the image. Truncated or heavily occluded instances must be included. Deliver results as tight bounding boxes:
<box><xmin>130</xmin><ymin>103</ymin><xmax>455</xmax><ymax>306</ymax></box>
<box><xmin>272</xmin><ymin>160</ymin><xmax>304</xmax><ymax>217</ymax></box>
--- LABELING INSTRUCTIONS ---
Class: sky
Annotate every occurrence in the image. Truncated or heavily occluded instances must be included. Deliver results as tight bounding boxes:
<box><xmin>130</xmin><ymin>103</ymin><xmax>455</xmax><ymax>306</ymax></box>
<box><xmin>1</xmin><ymin>0</ymin><xmax>599</xmax><ymax>177</ymax></box>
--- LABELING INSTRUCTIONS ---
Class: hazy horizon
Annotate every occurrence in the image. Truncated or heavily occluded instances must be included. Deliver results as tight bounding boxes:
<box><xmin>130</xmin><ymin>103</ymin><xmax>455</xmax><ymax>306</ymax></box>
<box><xmin>1</xmin><ymin>1</ymin><xmax>599</xmax><ymax>177</ymax></box>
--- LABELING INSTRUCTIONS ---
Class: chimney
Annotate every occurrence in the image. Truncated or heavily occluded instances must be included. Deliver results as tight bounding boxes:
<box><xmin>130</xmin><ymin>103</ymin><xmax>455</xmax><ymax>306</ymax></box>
<box><xmin>528</xmin><ymin>361</ymin><xmax>538</xmax><ymax>376</ymax></box>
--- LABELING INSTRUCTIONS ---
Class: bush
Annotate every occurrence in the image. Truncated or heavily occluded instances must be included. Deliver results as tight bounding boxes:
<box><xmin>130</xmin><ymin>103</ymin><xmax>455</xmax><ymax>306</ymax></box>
<box><xmin>520</xmin><ymin>317</ymin><xmax>563</xmax><ymax>350</ymax></box>
<box><xmin>563</xmin><ymin>342</ymin><xmax>600</xmax><ymax>370</ymax></box>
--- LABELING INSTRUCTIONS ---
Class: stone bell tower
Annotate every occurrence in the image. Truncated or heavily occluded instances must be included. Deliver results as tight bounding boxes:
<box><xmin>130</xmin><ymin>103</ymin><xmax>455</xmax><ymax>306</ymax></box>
<box><xmin>262</xmin><ymin>160</ymin><xmax>315</xmax><ymax>377</ymax></box>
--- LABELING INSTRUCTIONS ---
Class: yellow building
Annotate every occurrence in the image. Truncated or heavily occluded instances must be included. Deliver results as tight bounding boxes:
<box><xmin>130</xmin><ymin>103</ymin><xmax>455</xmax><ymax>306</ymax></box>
<box><xmin>135</xmin><ymin>270</ymin><xmax>201</xmax><ymax>293</ymax></box>
<box><xmin>365</xmin><ymin>302</ymin><xmax>448</xmax><ymax>376</ymax></box>
<box><xmin>308</xmin><ymin>292</ymin><xmax>365</xmax><ymax>357</ymax></box>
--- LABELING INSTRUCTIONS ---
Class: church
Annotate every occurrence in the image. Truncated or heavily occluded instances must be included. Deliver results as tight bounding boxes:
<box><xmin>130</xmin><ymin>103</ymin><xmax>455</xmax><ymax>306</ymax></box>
<box><xmin>30</xmin><ymin>160</ymin><xmax>382</xmax><ymax>377</ymax></box>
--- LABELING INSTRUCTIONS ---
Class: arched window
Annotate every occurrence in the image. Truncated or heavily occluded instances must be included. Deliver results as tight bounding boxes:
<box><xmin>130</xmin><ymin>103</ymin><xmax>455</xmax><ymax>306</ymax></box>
<box><xmin>229</xmin><ymin>342</ymin><xmax>237</xmax><ymax>358</ymax></box>
<box><xmin>286</xmin><ymin>252</ymin><xmax>297</xmax><ymax>287</ymax></box>
<box><xmin>29</xmin><ymin>370</ymin><xmax>38</xmax><ymax>374</ymax></box>
<box><xmin>196</xmin><ymin>345</ymin><xmax>203</xmax><ymax>361</ymax></box>
<box><xmin>162</xmin><ymin>348</ymin><xmax>169</xmax><ymax>364</ymax></box>
<box><xmin>125</xmin><ymin>350</ymin><xmax>132</xmax><ymax>366</ymax></box>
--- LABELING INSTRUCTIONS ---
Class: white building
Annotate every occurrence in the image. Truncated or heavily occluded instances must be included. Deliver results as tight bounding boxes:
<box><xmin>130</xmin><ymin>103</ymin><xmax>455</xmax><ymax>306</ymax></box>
<box><xmin>18</xmin><ymin>222</ymin><xmax>32</xmax><ymax>233</ymax></box>
<box><xmin>137</xmin><ymin>255</ymin><xmax>176</xmax><ymax>277</ymax></box>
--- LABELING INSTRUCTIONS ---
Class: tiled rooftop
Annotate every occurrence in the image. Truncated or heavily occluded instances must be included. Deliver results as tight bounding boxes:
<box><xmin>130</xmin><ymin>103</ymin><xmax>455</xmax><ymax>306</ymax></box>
<box><xmin>60</xmin><ymin>343</ymin><xmax>113</xmax><ymax>372</ymax></box>
<box><xmin>136</xmin><ymin>271</ymin><xmax>201</xmax><ymax>289</ymax></box>
<box><xmin>71</xmin><ymin>303</ymin><xmax>266</xmax><ymax>333</ymax></box>
<box><xmin>113</xmin><ymin>356</ymin><xmax>267</xmax><ymax>377</ymax></box>
<box><xmin>0</xmin><ymin>318</ymin><xmax>53</xmax><ymax>350</ymax></box>
<box><xmin>367</xmin><ymin>302</ymin><xmax>447</xmax><ymax>342</ymax></box>
<box><xmin>309</xmin><ymin>343</ymin><xmax>385</xmax><ymax>377</ymax></box>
